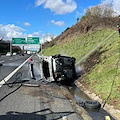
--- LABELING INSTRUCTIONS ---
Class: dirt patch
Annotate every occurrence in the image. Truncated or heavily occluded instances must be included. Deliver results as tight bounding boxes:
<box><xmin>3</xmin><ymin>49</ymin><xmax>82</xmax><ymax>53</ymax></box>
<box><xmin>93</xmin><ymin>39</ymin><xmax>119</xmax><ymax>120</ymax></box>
<box><xmin>80</xmin><ymin>47</ymin><xmax>106</xmax><ymax>74</ymax></box>
<box><xmin>76</xmin><ymin>47</ymin><xmax>108</xmax><ymax>93</ymax></box>
<box><xmin>77</xmin><ymin>48</ymin><xmax>107</xmax><ymax>90</ymax></box>
<box><xmin>20</xmin><ymin>86</ymin><xmax>51</xmax><ymax>102</ymax></box>
<box><xmin>40</xmin><ymin>85</ymin><xmax>63</xmax><ymax>95</ymax></box>
<box><xmin>20</xmin><ymin>85</ymin><xmax>66</xmax><ymax>104</ymax></box>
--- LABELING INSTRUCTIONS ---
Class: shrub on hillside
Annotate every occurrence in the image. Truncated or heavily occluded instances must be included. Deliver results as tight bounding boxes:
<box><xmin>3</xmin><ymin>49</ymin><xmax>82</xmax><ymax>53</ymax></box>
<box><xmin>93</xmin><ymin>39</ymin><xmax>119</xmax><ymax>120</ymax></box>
<box><xmin>80</xmin><ymin>3</ymin><xmax>118</xmax><ymax>28</ymax></box>
<box><xmin>85</xmin><ymin>4</ymin><xmax>115</xmax><ymax>18</ymax></box>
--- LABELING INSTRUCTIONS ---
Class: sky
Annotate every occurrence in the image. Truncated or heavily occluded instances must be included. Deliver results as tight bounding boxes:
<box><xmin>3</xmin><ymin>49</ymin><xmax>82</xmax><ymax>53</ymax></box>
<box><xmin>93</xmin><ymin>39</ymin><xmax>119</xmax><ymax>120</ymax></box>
<box><xmin>0</xmin><ymin>0</ymin><xmax>120</xmax><ymax>50</ymax></box>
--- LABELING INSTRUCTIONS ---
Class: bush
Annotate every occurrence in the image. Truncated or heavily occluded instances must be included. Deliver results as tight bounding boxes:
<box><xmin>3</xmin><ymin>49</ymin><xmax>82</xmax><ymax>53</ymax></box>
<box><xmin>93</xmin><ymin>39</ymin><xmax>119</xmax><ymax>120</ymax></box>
<box><xmin>85</xmin><ymin>4</ymin><xmax>115</xmax><ymax>18</ymax></box>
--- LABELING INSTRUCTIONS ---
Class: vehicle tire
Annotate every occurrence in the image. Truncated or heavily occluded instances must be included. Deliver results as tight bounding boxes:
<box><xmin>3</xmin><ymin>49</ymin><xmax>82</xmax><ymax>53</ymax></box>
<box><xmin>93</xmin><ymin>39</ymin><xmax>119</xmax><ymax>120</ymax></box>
<box><xmin>84</xmin><ymin>101</ymin><xmax>101</xmax><ymax>109</ymax></box>
<box><xmin>72</xmin><ymin>57</ymin><xmax>76</xmax><ymax>62</ymax></box>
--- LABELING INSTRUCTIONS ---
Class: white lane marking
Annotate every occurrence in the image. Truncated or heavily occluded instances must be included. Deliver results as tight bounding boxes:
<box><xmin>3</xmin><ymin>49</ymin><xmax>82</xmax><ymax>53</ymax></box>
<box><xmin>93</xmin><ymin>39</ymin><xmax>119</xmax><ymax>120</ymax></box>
<box><xmin>0</xmin><ymin>61</ymin><xmax>4</xmax><ymax>63</ymax></box>
<box><xmin>0</xmin><ymin>55</ymin><xmax>33</xmax><ymax>87</ymax></box>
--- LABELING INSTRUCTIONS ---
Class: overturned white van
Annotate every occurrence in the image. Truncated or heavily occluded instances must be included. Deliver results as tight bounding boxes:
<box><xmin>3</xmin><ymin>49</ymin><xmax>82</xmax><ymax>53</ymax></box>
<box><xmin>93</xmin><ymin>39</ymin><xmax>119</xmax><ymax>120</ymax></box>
<box><xmin>37</xmin><ymin>54</ymin><xmax>77</xmax><ymax>82</ymax></box>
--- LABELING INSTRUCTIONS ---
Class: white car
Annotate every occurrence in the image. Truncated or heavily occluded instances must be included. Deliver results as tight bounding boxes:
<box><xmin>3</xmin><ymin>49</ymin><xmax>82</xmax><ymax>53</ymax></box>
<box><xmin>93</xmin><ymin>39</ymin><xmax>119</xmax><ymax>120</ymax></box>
<box><xmin>6</xmin><ymin>52</ymin><xmax>12</xmax><ymax>56</ymax></box>
<box><xmin>13</xmin><ymin>53</ymin><xmax>17</xmax><ymax>56</ymax></box>
<box><xmin>27</xmin><ymin>51</ymin><xmax>31</xmax><ymax>54</ymax></box>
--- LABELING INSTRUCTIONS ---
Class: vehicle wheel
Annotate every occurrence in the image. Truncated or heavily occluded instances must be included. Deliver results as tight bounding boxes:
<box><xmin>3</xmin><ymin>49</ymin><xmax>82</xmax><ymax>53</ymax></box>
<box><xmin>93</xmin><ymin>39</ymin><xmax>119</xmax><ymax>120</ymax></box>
<box><xmin>84</xmin><ymin>101</ymin><xmax>101</xmax><ymax>109</ymax></box>
<box><xmin>72</xmin><ymin>57</ymin><xmax>76</xmax><ymax>62</ymax></box>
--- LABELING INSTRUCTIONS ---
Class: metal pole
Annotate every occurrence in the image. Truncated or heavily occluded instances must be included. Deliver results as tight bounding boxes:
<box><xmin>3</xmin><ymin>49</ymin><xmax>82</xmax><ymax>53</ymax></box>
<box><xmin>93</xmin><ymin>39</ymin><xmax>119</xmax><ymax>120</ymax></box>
<box><xmin>10</xmin><ymin>40</ymin><xmax>12</xmax><ymax>54</ymax></box>
<box><xmin>119</xmin><ymin>15</ymin><xmax>120</xmax><ymax>23</ymax></box>
<box><xmin>41</xmin><ymin>43</ymin><xmax>42</xmax><ymax>56</ymax></box>
<box><xmin>23</xmin><ymin>46</ymin><xmax>24</xmax><ymax>51</ymax></box>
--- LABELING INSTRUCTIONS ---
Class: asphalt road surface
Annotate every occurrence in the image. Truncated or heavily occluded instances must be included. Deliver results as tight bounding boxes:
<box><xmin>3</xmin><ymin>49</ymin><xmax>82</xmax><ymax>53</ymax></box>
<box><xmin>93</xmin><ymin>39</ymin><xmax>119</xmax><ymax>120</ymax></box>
<box><xmin>0</xmin><ymin>54</ymin><xmax>84</xmax><ymax>120</ymax></box>
<box><xmin>0</xmin><ymin>54</ymin><xmax>31</xmax><ymax>81</ymax></box>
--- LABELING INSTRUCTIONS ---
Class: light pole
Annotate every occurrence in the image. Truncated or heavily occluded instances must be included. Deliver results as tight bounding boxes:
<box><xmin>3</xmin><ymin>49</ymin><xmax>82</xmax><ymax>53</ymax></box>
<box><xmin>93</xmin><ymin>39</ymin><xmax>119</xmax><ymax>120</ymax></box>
<box><xmin>40</xmin><ymin>42</ymin><xmax>43</xmax><ymax>56</ymax></box>
<box><xmin>10</xmin><ymin>40</ymin><xmax>12</xmax><ymax>54</ymax></box>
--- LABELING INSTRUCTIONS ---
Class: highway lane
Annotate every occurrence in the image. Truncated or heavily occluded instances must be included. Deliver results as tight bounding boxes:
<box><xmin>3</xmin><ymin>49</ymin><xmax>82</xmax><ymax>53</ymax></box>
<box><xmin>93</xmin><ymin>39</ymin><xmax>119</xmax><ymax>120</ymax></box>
<box><xmin>0</xmin><ymin>54</ymin><xmax>31</xmax><ymax>81</ymax></box>
<box><xmin>0</xmin><ymin>54</ymin><xmax>30</xmax><ymax>64</ymax></box>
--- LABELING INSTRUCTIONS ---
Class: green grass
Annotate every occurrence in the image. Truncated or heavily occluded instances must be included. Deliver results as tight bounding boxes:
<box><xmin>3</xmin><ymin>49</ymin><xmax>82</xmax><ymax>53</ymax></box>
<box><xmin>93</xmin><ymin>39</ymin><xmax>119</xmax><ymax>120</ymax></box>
<box><xmin>41</xmin><ymin>28</ymin><xmax>120</xmax><ymax>109</ymax></box>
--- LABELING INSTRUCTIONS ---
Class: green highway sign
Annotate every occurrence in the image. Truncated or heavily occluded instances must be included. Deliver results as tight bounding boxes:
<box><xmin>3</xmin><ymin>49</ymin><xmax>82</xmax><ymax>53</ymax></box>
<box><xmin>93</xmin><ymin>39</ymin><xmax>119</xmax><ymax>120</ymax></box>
<box><xmin>32</xmin><ymin>50</ymin><xmax>38</xmax><ymax>52</ymax></box>
<box><xmin>27</xmin><ymin>37</ymin><xmax>39</xmax><ymax>44</ymax></box>
<box><xmin>12</xmin><ymin>38</ymin><xmax>26</xmax><ymax>44</ymax></box>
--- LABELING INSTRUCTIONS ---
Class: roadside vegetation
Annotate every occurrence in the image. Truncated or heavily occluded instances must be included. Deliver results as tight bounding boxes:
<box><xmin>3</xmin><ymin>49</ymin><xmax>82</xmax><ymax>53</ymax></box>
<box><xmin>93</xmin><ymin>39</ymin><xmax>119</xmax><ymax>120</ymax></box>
<box><xmin>0</xmin><ymin>40</ymin><xmax>21</xmax><ymax>54</ymax></box>
<box><xmin>41</xmin><ymin>3</ymin><xmax>120</xmax><ymax>109</ymax></box>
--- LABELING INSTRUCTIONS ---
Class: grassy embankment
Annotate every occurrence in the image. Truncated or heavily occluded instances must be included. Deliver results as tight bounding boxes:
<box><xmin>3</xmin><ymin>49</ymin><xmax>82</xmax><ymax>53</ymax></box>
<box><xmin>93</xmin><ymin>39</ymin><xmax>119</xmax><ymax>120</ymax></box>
<box><xmin>42</xmin><ymin>28</ymin><xmax>120</xmax><ymax>109</ymax></box>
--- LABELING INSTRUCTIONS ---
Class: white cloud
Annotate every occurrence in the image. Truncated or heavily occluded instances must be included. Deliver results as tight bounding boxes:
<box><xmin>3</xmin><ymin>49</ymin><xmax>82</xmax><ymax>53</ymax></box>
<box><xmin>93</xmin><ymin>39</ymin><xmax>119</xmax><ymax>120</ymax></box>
<box><xmin>24</xmin><ymin>22</ymin><xmax>31</xmax><ymax>27</ymax></box>
<box><xmin>0</xmin><ymin>24</ymin><xmax>24</xmax><ymax>40</ymax></box>
<box><xmin>35</xmin><ymin>0</ymin><xmax>77</xmax><ymax>15</ymax></box>
<box><xmin>101</xmin><ymin>0</ymin><xmax>113</xmax><ymax>5</ymax></box>
<box><xmin>0</xmin><ymin>24</ymin><xmax>42</xmax><ymax>41</ymax></box>
<box><xmin>112</xmin><ymin>0</ymin><xmax>120</xmax><ymax>14</ymax></box>
<box><xmin>35</xmin><ymin>0</ymin><xmax>46</xmax><ymax>7</ymax></box>
<box><xmin>24</xmin><ymin>31</ymin><xmax>42</xmax><ymax>37</ymax></box>
<box><xmin>76</xmin><ymin>11</ymin><xmax>83</xmax><ymax>18</ymax></box>
<box><xmin>40</xmin><ymin>33</ymin><xmax>56</xmax><ymax>44</ymax></box>
<box><xmin>51</xmin><ymin>20</ymin><xmax>65</xmax><ymax>26</ymax></box>
<box><xmin>0</xmin><ymin>23</ymin><xmax>56</xmax><ymax>50</ymax></box>
<box><xmin>101</xmin><ymin>0</ymin><xmax>120</xmax><ymax>14</ymax></box>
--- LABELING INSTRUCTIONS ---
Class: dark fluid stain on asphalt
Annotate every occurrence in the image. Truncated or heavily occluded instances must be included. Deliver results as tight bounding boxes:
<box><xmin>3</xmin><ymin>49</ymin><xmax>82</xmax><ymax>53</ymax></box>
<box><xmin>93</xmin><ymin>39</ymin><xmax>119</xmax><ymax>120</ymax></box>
<box><xmin>20</xmin><ymin>84</ymin><xmax>64</xmax><ymax>104</ymax></box>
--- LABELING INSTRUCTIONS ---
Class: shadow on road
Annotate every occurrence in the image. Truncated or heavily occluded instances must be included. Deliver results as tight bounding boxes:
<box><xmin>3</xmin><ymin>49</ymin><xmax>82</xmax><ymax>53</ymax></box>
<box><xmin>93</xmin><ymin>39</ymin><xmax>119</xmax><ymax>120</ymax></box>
<box><xmin>0</xmin><ymin>109</ymin><xmax>75</xmax><ymax>120</ymax></box>
<box><xmin>86</xmin><ymin>107</ymin><xmax>115</xmax><ymax>120</ymax></box>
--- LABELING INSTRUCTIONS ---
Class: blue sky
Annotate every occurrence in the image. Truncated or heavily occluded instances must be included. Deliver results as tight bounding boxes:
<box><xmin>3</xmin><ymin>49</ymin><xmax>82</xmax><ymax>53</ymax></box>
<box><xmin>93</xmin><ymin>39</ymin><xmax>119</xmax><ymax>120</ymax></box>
<box><xmin>0</xmin><ymin>0</ymin><xmax>120</xmax><ymax>44</ymax></box>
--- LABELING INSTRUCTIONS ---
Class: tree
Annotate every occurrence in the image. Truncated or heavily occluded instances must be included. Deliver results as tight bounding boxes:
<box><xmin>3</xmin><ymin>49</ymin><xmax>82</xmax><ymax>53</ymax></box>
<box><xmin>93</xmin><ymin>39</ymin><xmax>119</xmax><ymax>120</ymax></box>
<box><xmin>0</xmin><ymin>37</ymin><xmax>3</xmax><ymax>41</ymax></box>
<box><xmin>77</xmin><ymin>18</ymin><xmax>80</xmax><ymax>22</ymax></box>
<box><xmin>85</xmin><ymin>3</ymin><xmax>115</xmax><ymax>18</ymax></box>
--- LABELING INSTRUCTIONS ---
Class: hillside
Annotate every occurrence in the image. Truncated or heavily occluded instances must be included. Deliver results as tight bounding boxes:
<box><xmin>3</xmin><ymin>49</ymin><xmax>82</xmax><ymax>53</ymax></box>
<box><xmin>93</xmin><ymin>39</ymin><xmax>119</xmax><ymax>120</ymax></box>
<box><xmin>43</xmin><ymin>16</ymin><xmax>118</xmax><ymax>49</ymax></box>
<box><xmin>41</xmin><ymin>14</ymin><xmax>120</xmax><ymax>112</ymax></box>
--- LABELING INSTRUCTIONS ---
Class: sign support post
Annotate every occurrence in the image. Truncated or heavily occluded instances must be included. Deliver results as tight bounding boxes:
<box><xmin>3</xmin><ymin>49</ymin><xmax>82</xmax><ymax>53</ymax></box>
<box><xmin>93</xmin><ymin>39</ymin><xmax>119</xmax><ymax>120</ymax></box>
<box><xmin>10</xmin><ymin>40</ymin><xmax>12</xmax><ymax>54</ymax></box>
<box><xmin>40</xmin><ymin>43</ymin><xmax>43</xmax><ymax>56</ymax></box>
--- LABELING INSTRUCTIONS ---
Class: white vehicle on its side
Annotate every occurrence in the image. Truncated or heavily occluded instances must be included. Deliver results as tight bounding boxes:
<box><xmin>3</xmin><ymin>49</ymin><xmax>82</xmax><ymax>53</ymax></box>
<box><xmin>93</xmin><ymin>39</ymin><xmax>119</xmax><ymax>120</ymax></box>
<box><xmin>37</xmin><ymin>54</ymin><xmax>77</xmax><ymax>82</ymax></box>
